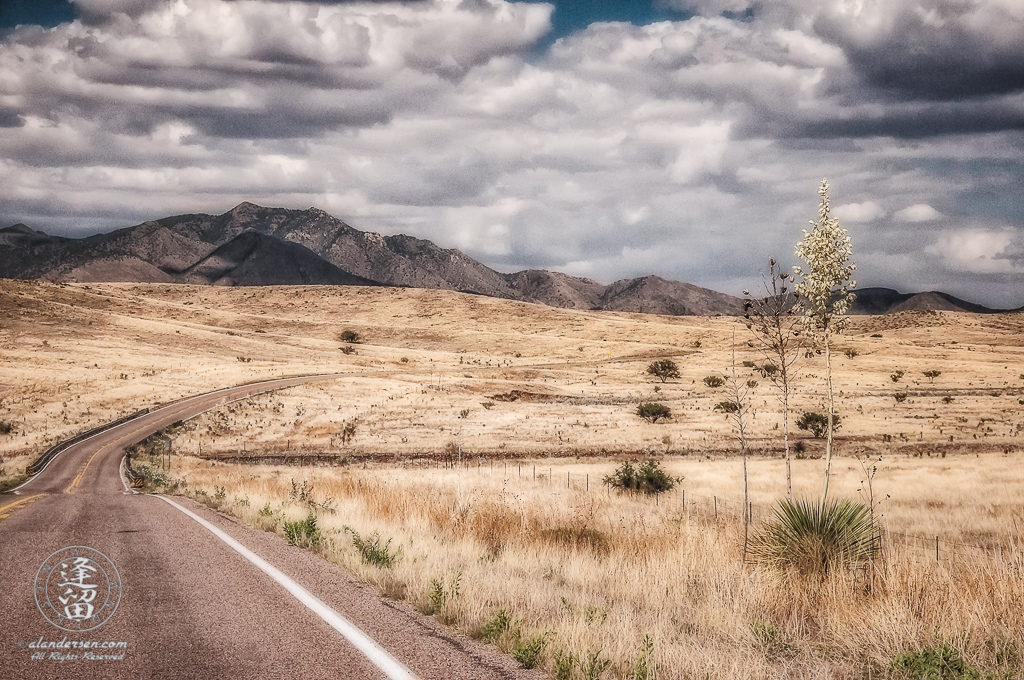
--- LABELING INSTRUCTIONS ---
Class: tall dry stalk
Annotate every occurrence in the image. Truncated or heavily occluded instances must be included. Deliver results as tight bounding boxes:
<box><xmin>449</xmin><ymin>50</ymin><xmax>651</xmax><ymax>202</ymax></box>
<box><xmin>726</xmin><ymin>328</ymin><xmax>755</xmax><ymax>560</ymax></box>
<box><xmin>743</xmin><ymin>258</ymin><xmax>805</xmax><ymax>501</ymax></box>
<box><xmin>794</xmin><ymin>179</ymin><xmax>856</xmax><ymax>502</ymax></box>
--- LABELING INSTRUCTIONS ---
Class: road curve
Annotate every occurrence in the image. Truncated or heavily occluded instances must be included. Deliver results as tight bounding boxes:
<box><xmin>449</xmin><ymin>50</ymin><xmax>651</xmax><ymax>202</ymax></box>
<box><xmin>0</xmin><ymin>375</ymin><xmax>543</xmax><ymax>680</ymax></box>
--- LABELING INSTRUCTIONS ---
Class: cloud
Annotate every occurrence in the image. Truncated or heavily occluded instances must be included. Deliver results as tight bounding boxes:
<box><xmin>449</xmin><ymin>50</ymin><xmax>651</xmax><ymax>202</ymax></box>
<box><xmin>924</xmin><ymin>228</ymin><xmax>1021</xmax><ymax>274</ymax></box>
<box><xmin>0</xmin><ymin>0</ymin><xmax>1021</xmax><ymax>308</ymax></box>
<box><xmin>835</xmin><ymin>200</ymin><xmax>885</xmax><ymax>223</ymax></box>
<box><xmin>895</xmin><ymin>204</ymin><xmax>943</xmax><ymax>222</ymax></box>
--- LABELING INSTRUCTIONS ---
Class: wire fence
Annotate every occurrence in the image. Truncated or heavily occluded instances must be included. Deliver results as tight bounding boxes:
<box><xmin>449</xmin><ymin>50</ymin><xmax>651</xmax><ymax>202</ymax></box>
<box><xmin>420</xmin><ymin>457</ymin><xmax>1022</xmax><ymax>563</ymax></box>
<box><xmin>196</xmin><ymin>449</ymin><xmax>1020</xmax><ymax>563</ymax></box>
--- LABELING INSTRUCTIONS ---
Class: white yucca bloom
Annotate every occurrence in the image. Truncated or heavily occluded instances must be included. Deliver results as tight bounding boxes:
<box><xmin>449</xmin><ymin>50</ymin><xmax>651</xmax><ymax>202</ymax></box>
<box><xmin>793</xmin><ymin>178</ymin><xmax>857</xmax><ymax>339</ymax></box>
<box><xmin>793</xmin><ymin>178</ymin><xmax>856</xmax><ymax>502</ymax></box>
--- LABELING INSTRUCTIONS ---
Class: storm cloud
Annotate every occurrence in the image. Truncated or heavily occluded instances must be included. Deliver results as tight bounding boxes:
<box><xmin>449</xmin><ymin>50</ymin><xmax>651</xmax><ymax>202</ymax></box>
<box><xmin>0</xmin><ymin>0</ymin><xmax>1021</xmax><ymax>307</ymax></box>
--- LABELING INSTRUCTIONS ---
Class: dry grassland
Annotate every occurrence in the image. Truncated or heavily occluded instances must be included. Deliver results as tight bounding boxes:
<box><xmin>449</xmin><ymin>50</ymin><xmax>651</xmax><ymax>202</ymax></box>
<box><xmin>4</xmin><ymin>279</ymin><xmax>1024</xmax><ymax>678</ymax></box>
<box><xmin>155</xmin><ymin>453</ymin><xmax>1024</xmax><ymax>680</ymax></box>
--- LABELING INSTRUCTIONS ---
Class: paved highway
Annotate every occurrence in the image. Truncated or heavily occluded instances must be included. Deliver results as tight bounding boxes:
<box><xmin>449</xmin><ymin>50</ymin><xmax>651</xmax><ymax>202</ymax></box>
<box><xmin>0</xmin><ymin>375</ymin><xmax>540</xmax><ymax>679</ymax></box>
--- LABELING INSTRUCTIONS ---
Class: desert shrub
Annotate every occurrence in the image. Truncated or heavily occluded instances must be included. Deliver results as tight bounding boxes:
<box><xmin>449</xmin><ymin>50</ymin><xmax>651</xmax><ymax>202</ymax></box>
<box><xmin>891</xmin><ymin>370</ymin><xmax>905</xmax><ymax>383</ymax></box>
<box><xmin>339</xmin><ymin>329</ymin><xmax>361</xmax><ymax>344</ymax></box>
<box><xmin>604</xmin><ymin>460</ymin><xmax>679</xmax><ymax>495</ymax></box>
<box><xmin>636</xmin><ymin>402</ymin><xmax>671</xmax><ymax>423</ymax></box>
<box><xmin>843</xmin><ymin>348</ymin><xmax>859</xmax><ymax>359</ymax></box>
<box><xmin>646</xmin><ymin>359</ymin><xmax>680</xmax><ymax>383</ymax></box>
<box><xmin>400</xmin><ymin>356</ymin><xmax>409</xmax><ymax>363</ymax></box>
<box><xmin>796</xmin><ymin>411</ymin><xmax>841</xmax><ymax>438</ymax></box>
<box><xmin>703</xmin><ymin>375</ymin><xmax>726</xmax><ymax>388</ymax></box>
<box><xmin>554</xmin><ymin>650</ymin><xmax>578</xmax><ymax>680</ymax></box>
<box><xmin>759</xmin><ymin>362</ymin><xmax>779</xmax><ymax>378</ymax></box>
<box><xmin>480</xmin><ymin>608</ymin><xmax>514</xmax><ymax>643</ymax></box>
<box><xmin>580</xmin><ymin>650</ymin><xmax>612</xmax><ymax>680</ymax></box>
<box><xmin>0</xmin><ymin>420</ymin><xmax>14</xmax><ymax>435</ymax></box>
<box><xmin>283</xmin><ymin>512</ymin><xmax>321</xmax><ymax>548</ymax></box>
<box><xmin>889</xmin><ymin>644</ymin><xmax>982</xmax><ymax>680</ymax></box>
<box><xmin>481</xmin><ymin>401</ymin><xmax>495</xmax><ymax>410</ymax></box>
<box><xmin>749</xmin><ymin>498</ymin><xmax>879</xmax><ymax>578</ymax></box>
<box><xmin>942</xmin><ymin>395</ymin><xmax>955</xmax><ymax>404</ymax></box>
<box><xmin>629</xmin><ymin>634</ymin><xmax>657</xmax><ymax>680</ymax></box>
<box><xmin>894</xmin><ymin>392</ymin><xmax>908</xmax><ymax>403</ymax></box>
<box><xmin>746</xmin><ymin>379</ymin><xmax>758</xmax><ymax>389</ymax></box>
<box><xmin>340</xmin><ymin>345</ymin><xmax>356</xmax><ymax>355</ymax></box>
<box><xmin>347</xmin><ymin>528</ymin><xmax>400</xmax><ymax>567</ymax></box>
<box><xmin>741</xmin><ymin>360</ymin><xmax>756</xmax><ymax>368</ymax></box>
<box><xmin>512</xmin><ymin>632</ymin><xmax>548</xmax><ymax>669</ymax></box>
<box><xmin>871</xmin><ymin>333</ymin><xmax>882</xmax><ymax>338</ymax></box>
<box><xmin>923</xmin><ymin>369</ymin><xmax>942</xmax><ymax>383</ymax></box>
<box><xmin>714</xmin><ymin>400</ymin><xmax>740</xmax><ymax>413</ymax></box>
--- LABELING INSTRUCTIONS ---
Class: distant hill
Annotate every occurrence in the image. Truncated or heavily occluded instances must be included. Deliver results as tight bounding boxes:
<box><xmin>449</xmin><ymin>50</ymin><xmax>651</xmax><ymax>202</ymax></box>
<box><xmin>1</xmin><ymin>203</ymin><xmax>1017</xmax><ymax>315</ymax></box>
<box><xmin>848</xmin><ymin>287</ymin><xmax>1009</xmax><ymax>315</ymax></box>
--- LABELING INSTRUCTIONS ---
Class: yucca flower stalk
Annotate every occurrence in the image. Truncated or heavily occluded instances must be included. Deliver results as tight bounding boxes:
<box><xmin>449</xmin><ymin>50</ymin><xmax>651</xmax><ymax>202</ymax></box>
<box><xmin>794</xmin><ymin>178</ymin><xmax>856</xmax><ymax>502</ymax></box>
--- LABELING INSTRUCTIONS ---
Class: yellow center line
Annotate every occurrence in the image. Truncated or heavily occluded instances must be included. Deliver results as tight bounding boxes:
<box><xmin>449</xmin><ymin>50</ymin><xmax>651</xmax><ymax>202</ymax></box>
<box><xmin>0</xmin><ymin>493</ymin><xmax>48</xmax><ymax>519</ymax></box>
<box><xmin>64</xmin><ymin>402</ymin><xmax>205</xmax><ymax>495</ymax></box>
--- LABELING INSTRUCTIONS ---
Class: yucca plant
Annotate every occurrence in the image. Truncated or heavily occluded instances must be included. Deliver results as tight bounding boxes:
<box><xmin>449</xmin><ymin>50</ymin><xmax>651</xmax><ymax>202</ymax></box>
<box><xmin>748</xmin><ymin>498</ymin><xmax>879</xmax><ymax>578</ymax></box>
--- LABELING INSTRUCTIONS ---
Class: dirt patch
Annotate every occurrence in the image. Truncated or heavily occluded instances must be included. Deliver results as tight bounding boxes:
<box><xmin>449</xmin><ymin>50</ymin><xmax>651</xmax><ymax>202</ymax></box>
<box><xmin>489</xmin><ymin>390</ymin><xmax>556</xmax><ymax>402</ymax></box>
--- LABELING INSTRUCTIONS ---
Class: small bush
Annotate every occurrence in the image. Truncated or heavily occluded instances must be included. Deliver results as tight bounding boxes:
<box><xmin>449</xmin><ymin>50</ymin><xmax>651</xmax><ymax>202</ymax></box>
<box><xmin>480</xmin><ymin>609</ymin><xmax>513</xmax><ymax>643</ymax></box>
<box><xmin>843</xmin><ymin>348</ymin><xmax>859</xmax><ymax>359</ymax></box>
<box><xmin>714</xmin><ymin>400</ymin><xmax>739</xmax><ymax>413</ymax></box>
<box><xmin>0</xmin><ymin>420</ymin><xmax>14</xmax><ymax>435</ymax></box>
<box><xmin>894</xmin><ymin>392</ymin><xmax>908</xmax><ymax>403</ymax></box>
<box><xmin>746</xmin><ymin>379</ymin><xmax>758</xmax><ymax>388</ymax></box>
<box><xmin>741</xmin><ymin>360</ymin><xmax>756</xmax><ymax>368</ymax></box>
<box><xmin>796</xmin><ymin>411</ymin><xmax>841</xmax><ymax>438</ymax></box>
<box><xmin>942</xmin><ymin>395</ymin><xmax>955</xmax><ymax>404</ymax></box>
<box><xmin>512</xmin><ymin>632</ymin><xmax>548</xmax><ymax>669</ymax></box>
<box><xmin>580</xmin><ymin>649</ymin><xmax>612</xmax><ymax>680</ymax></box>
<box><xmin>629</xmin><ymin>634</ymin><xmax>657</xmax><ymax>680</ymax></box>
<box><xmin>554</xmin><ymin>650</ymin><xmax>578</xmax><ymax>680</ymax></box>
<box><xmin>340</xmin><ymin>345</ymin><xmax>356</xmax><ymax>355</ymax></box>
<box><xmin>348</xmin><ymin>529</ymin><xmax>400</xmax><ymax>567</ymax></box>
<box><xmin>646</xmin><ymin>359</ymin><xmax>681</xmax><ymax>383</ymax></box>
<box><xmin>636</xmin><ymin>402</ymin><xmax>671</xmax><ymax>423</ymax></box>
<box><xmin>703</xmin><ymin>375</ymin><xmax>726</xmax><ymax>388</ymax></box>
<box><xmin>400</xmin><ymin>356</ymin><xmax>409</xmax><ymax>363</ymax></box>
<box><xmin>481</xmin><ymin>401</ymin><xmax>495</xmax><ymax>410</ymax></box>
<box><xmin>923</xmin><ymin>369</ymin><xmax>942</xmax><ymax>383</ymax></box>
<box><xmin>759</xmin><ymin>362</ymin><xmax>779</xmax><ymax>378</ymax></box>
<box><xmin>604</xmin><ymin>460</ymin><xmax>679</xmax><ymax>495</ymax></box>
<box><xmin>283</xmin><ymin>512</ymin><xmax>322</xmax><ymax>548</ymax></box>
<box><xmin>339</xmin><ymin>329</ymin><xmax>361</xmax><ymax>344</ymax></box>
<box><xmin>889</xmin><ymin>644</ymin><xmax>982</xmax><ymax>680</ymax></box>
<box><xmin>891</xmin><ymin>370</ymin><xmax>905</xmax><ymax>383</ymax></box>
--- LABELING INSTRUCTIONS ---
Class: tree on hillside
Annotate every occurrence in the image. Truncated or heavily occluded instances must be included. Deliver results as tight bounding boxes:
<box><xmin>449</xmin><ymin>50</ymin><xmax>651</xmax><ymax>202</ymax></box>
<box><xmin>646</xmin><ymin>359</ymin><xmax>681</xmax><ymax>383</ymax></box>
<box><xmin>794</xmin><ymin>178</ymin><xmax>856</xmax><ymax>502</ymax></box>
<box><xmin>744</xmin><ymin>258</ymin><xmax>805</xmax><ymax>501</ymax></box>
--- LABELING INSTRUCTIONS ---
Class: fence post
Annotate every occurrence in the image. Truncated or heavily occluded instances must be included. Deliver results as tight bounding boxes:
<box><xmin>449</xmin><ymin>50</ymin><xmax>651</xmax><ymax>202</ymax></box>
<box><xmin>936</xmin><ymin>536</ymin><xmax>939</xmax><ymax>562</ymax></box>
<box><xmin>567</xmin><ymin>471</ymin><xmax>570</xmax><ymax>488</ymax></box>
<box><xmin>714</xmin><ymin>496</ymin><xmax>718</xmax><ymax>520</ymax></box>
<box><xmin>586</xmin><ymin>473</ymin><xmax>589</xmax><ymax>491</ymax></box>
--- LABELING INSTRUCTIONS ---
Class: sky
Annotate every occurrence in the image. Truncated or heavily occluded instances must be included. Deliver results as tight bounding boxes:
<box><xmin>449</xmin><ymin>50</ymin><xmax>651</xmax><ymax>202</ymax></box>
<box><xmin>1</xmin><ymin>0</ymin><xmax>1022</xmax><ymax>307</ymax></box>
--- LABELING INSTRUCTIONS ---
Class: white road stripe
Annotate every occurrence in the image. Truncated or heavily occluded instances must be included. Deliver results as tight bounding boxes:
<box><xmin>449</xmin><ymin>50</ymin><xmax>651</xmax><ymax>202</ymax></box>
<box><xmin>155</xmin><ymin>495</ymin><xmax>419</xmax><ymax>680</ymax></box>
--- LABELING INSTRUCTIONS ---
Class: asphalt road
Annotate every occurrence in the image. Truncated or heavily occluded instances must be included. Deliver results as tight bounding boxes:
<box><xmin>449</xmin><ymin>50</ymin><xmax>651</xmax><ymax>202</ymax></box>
<box><xmin>0</xmin><ymin>375</ymin><xmax>542</xmax><ymax>680</ymax></box>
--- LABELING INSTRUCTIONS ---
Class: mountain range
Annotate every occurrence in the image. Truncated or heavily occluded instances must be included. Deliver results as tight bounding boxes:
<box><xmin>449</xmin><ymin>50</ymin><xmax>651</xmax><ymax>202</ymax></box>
<box><xmin>1</xmin><ymin>203</ymin><xmax>1018</xmax><ymax>316</ymax></box>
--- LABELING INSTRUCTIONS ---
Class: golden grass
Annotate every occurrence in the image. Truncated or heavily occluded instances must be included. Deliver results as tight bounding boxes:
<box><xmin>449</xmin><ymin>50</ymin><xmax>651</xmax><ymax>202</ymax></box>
<box><xmin>4</xmin><ymin>279</ymin><xmax>1024</xmax><ymax>677</ymax></box>
<box><xmin>162</xmin><ymin>452</ymin><xmax>1024</xmax><ymax>680</ymax></box>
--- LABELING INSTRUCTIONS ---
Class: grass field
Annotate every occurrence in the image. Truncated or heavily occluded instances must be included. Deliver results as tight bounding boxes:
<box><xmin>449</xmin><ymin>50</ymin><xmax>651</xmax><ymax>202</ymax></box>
<box><xmin>4</xmin><ymin>279</ymin><xmax>1024</xmax><ymax>678</ymax></box>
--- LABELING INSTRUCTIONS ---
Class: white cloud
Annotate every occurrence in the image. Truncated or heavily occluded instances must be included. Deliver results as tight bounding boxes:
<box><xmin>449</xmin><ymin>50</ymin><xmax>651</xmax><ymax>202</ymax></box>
<box><xmin>0</xmin><ymin>0</ymin><xmax>1020</xmax><ymax>307</ymax></box>
<box><xmin>835</xmin><ymin>200</ymin><xmax>886</xmax><ymax>223</ymax></box>
<box><xmin>895</xmin><ymin>203</ymin><xmax>943</xmax><ymax>222</ymax></box>
<box><xmin>925</xmin><ymin>229</ymin><xmax>1019</xmax><ymax>274</ymax></box>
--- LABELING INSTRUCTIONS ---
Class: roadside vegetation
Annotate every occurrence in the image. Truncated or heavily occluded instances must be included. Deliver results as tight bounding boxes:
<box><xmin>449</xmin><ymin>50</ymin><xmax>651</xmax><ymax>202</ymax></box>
<box><xmin>162</xmin><ymin>453</ymin><xmax>1024</xmax><ymax>680</ymax></box>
